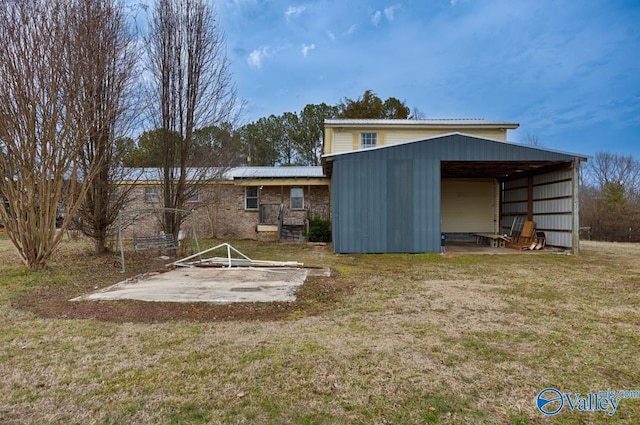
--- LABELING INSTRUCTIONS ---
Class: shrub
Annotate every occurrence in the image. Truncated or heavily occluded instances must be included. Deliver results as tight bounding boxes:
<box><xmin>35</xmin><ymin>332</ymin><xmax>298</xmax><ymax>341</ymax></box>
<box><xmin>306</xmin><ymin>218</ymin><xmax>331</xmax><ymax>242</ymax></box>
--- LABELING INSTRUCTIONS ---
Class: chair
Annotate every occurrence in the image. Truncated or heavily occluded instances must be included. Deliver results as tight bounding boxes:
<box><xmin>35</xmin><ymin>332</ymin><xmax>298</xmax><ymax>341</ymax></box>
<box><xmin>534</xmin><ymin>231</ymin><xmax>546</xmax><ymax>250</ymax></box>
<box><xmin>506</xmin><ymin>220</ymin><xmax>536</xmax><ymax>250</ymax></box>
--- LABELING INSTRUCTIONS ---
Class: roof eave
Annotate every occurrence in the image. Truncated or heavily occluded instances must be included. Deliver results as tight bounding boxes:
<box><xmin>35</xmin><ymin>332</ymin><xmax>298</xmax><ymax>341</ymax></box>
<box><xmin>324</xmin><ymin>119</ymin><xmax>520</xmax><ymax>130</ymax></box>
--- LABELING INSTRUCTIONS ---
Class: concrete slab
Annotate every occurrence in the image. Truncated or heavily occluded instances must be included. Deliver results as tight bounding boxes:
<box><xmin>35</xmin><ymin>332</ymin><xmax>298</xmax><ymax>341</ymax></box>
<box><xmin>72</xmin><ymin>267</ymin><xmax>312</xmax><ymax>304</ymax></box>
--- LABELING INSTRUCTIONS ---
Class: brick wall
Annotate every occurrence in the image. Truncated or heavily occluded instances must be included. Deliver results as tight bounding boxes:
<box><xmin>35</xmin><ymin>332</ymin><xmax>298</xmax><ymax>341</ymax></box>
<box><xmin>119</xmin><ymin>182</ymin><xmax>330</xmax><ymax>241</ymax></box>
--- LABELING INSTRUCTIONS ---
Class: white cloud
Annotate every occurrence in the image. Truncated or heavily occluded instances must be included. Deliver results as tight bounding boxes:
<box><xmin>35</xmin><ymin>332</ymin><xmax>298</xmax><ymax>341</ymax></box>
<box><xmin>247</xmin><ymin>47</ymin><xmax>270</xmax><ymax>69</ymax></box>
<box><xmin>371</xmin><ymin>10</ymin><xmax>382</xmax><ymax>26</ymax></box>
<box><xmin>285</xmin><ymin>5</ymin><xmax>305</xmax><ymax>19</ymax></box>
<box><xmin>301</xmin><ymin>43</ymin><xmax>315</xmax><ymax>57</ymax></box>
<box><xmin>327</xmin><ymin>31</ymin><xmax>336</xmax><ymax>41</ymax></box>
<box><xmin>345</xmin><ymin>24</ymin><xmax>357</xmax><ymax>35</ymax></box>
<box><xmin>450</xmin><ymin>0</ymin><xmax>458</xmax><ymax>6</ymax></box>
<box><xmin>372</xmin><ymin>5</ymin><xmax>400</xmax><ymax>25</ymax></box>
<box><xmin>384</xmin><ymin>5</ymin><xmax>400</xmax><ymax>22</ymax></box>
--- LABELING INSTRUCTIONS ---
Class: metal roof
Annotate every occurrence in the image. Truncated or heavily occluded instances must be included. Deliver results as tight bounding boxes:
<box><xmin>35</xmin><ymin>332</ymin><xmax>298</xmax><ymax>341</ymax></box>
<box><xmin>229</xmin><ymin>166</ymin><xmax>325</xmax><ymax>179</ymax></box>
<box><xmin>324</xmin><ymin>118</ymin><xmax>520</xmax><ymax>128</ymax></box>
<box><xmin>122</xmin><ymin>167</ymin><xmax>227</xmax><ymax>181</ymax></box>
<box><xmin>122</xmin><ymin>166</ymin><xmax>326</xmax><ymax>181</ymax></box>
<box><xmin>322</xmin><ymin>132</ymin><xmax>587</xmax><ymax>161</ymax></box>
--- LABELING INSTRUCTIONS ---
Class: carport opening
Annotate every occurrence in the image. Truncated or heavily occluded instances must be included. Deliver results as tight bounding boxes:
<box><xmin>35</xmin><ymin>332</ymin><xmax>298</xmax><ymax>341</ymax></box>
<box><xmin>440</xmin><ymin>160</ymin><xmax>574</xmax><ymax>251</ymax></box>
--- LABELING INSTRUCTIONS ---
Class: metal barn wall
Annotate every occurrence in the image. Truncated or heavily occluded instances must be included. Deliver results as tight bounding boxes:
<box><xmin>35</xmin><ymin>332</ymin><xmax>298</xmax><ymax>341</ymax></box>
<box><xmin>502</xmin><ymin>168</ymin><xmax>576</xmax><ymax>248</ymax></box>
<box><xmin>502</xmin><ymin>176</ymin><xmax>529</xmax><ymax>231</ymax></box>
<box><xmin>331</xmin><ymin>134</ymin><xmax>581</xmax><ymax>253</ymax></box>
<box><xmin>332</xmin><ymin>155</ymin><xmax>441</xmax><ymax>253</ymax></box>
<box><xmin>533</xmin><ymin>169</ymin><xmax>575</xmax><ymax>248</ymax></box>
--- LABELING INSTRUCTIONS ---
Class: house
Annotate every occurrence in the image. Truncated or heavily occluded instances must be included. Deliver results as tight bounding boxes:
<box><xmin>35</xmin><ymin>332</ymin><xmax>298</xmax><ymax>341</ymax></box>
<box><xmin>122</xmin><ymin>166</ymin><xmax>330</xmax><ymax>242</ymax></box>
<box><xmin>322</xmin><ymin>119</ymin><xmax>587</xmax><ymax>254</ymax></box>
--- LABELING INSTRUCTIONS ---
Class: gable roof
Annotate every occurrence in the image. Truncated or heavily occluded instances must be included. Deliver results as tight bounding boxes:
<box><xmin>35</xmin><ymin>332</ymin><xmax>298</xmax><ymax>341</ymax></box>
<box><xmin>322</xmin><ymin>132</ymin><xmax>587</xmax><ymax>179</ymax></box>
<box><xmin>322</xmin><ymin>132</ymin><xmax>587</xmax><ymax>160</ymax></box>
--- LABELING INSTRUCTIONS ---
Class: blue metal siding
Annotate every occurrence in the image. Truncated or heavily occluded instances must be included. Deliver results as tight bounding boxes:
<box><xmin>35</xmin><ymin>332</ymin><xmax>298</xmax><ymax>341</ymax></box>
<box><xmin>387</xmin><ymin>160</ymin><xmax>414</xmax><ymax>252</ymax></box>
<box><xmin>333</xmin><ymin>156</ymin><xmax>441</xmax><ymax>253</ymax></box>
<box><xmin>414</xmin><ymin>159</ymin><xmax>442</xmax><ymax>252</ymax></box>
<box><xmin>332</xmin><ymin>157</ymin><xmax>388</xmax><ymax>253</ymax></box>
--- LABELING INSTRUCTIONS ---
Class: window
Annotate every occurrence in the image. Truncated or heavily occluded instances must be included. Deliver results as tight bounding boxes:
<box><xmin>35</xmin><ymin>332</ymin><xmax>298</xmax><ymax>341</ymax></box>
<box><xmin>361</xmin><ymin>132</ymin><xmax>377</xmax><ymax>148</ymax></box>
<box><xmin>145</xmin><ymin>187</ymin><xmax>159</xmax><ymax>202</ymax></box>
<box><xmin>290</xmin><ymin>187</ymin><xmax>304</xmax><ymax>209</ymax></box>
<box><xmin>245</xmin><ymin>187</ymin><xmax>258</xmax><ymax>210</ymax></box>
<box><xmin>185</xmin><ymin>187</ymin><xmax>200</xmax><ymax>203</ymax></box>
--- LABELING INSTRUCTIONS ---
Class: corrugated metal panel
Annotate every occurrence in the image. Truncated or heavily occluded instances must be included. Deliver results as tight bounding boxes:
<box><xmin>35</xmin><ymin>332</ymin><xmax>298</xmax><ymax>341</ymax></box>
<box><xmin>332</xmin><ymin>157</ymin><xmax>388</xmax><ymax>253</ymax></box>
<box><xmin>230</xmin><ymin>166</ymin><xmax>325</xmax><ymax>179</ymax></box>
<box><xmin>534</xmin><ymin>181</ymin><xmax>571</xmax><ymax>198</ymax></box>
<box><xmin>533</xmin><ymin>199</ymin><xmax>572</xmax><ymax>214</ymax></box>
<box><xmin>332</xmin><ymin>154</ymin><xmax>440</xmax><ymax>253</ymax></box>
<box><xmin>387</xmin><ymin>160</ymin><xmax>414</xmax><ymax>251</ymax></box>
<box><xmin>535</xmin><ymin>214</ymin><xmax>572</xmax><ymax>231</ymax></box>
<box><xmin>502</xmin><ymin>176</ymin><xmax>528</xmax><ymax>232</ymax></box>
<box><xmin>539</xmin><ymin>231</ymin><xmax>572</xmax><ymax>247</ymax></box>
<box><xmin>502</xmin><ymin>202</ymin><xmax>528</xmax><ymax>214</ymax></box>
<box><xmin>504</xmin><ymin>187</ymin><xmax>528</xmax><ymax>202</ymax></box>
<box><xmin>414</xmin><ymin>159</ymin><xmax>441</xmax><ymax>253</ymax></box>
<box><xmin>533</xmin><ymin>169</ymin><xmax>572</xmax><ymax>184</ymax></box>
<box><xmin>532</xmin><ymin>169</ymin><xmax>575</xmax><ymax>248</ymax></box>
<box><xmin>500</xmin><ymin>168</ymin><xmax>575</xmax><ymax>248</ymax></box>
<box><xmin>125</xmin><ymin>166</ymin><xmax>326</xmax><ymax>182</ymax></box>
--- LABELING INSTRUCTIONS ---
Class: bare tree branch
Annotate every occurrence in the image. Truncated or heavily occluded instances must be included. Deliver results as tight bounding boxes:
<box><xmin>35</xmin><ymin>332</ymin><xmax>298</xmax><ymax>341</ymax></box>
<box><xmin>0</xmin><ymin>0</ymin><xmax>104</xmax><ymax>269</ymax></box>
<box><xmin>144</xmin><ymin>0</ymin><xmax>242</xmax><ymax>237</ymax></box>
<box><xmin>70</xmin><ymin>0</ymin><xmax>141</xmax><ymax>254</ymax></box>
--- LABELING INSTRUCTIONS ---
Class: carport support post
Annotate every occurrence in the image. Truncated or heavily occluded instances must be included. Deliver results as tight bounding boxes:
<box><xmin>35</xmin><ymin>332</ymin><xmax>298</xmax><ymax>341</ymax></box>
<box><xmin>571</xmin><ymin>158</ymin><xmax>581</xmax><ymax>255</ymax></box>
<box><xmin>527</xmin><ymin>176</ymin><xmax>534</xmax><ymax>221</ymax></box>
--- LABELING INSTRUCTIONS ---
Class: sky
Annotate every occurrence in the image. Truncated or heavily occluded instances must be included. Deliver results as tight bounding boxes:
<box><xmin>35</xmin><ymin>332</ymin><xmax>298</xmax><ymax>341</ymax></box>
<box><xmin>213</xmin><ymin>0</ymin><xmax>640</xmax><ymax>159</ymax></box>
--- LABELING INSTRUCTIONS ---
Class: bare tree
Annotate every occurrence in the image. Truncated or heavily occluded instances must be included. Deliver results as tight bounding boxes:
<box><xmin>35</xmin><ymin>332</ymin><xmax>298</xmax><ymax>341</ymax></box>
<box><xmin>581</xmin><ymin>152</ymin><xmax>640</xmax><ymax>241</ymax></box>
<box><xmin>0</xmin><ymin>0</ymin><xmax>102</xmax><ymax>269</ymax></box>
<box><xmin>70</xmin><ymin>0</ymin><xmax>140</xmax><ymax>254</ymax></box>
<box><xmin>522</xmin><ymin>132</ymin><xmax>543</xmax><ymax>147</ymax></box>
<box><xmin>587</xmin><ymin>152</ymin><xmax>640</xmax><ymax>201</ymax></box>
<box><xmin>145</xmin><ymin>0</ymin><xmax>242</xmax><ymax>238</ymax></box>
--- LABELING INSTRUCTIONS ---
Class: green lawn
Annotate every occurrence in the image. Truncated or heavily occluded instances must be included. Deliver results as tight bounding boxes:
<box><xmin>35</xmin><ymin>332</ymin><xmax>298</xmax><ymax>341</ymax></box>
<box><xmin>1</xmin><ymin>237</ymin><xmax>639</xmax><ymax>424</ymax></box>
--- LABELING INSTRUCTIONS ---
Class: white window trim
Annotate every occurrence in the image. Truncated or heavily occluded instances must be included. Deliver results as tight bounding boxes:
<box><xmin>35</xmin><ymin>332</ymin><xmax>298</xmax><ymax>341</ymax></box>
<box><xmin>145</xmin><ymin>186</ymin><xmax>159</xmax><ymax>203</ymax></box>
<box><xmin>361</xmin><ymin>132</ymin><xmax>377</xmax><ymax>148</ymax></box>
<box><xmin>245</xmin><ymin>187</ymin><xmax>259</xmax><ymax>210</ymax></box>
<box><xmin>290</xmin><ymin>187</ymin><xmax>304</xmax><ymax>210</ymax></box>
<box><xmin>185</xmin><ymin>187</ymin><xmax>200</xmax><ymax>203</ymax></box>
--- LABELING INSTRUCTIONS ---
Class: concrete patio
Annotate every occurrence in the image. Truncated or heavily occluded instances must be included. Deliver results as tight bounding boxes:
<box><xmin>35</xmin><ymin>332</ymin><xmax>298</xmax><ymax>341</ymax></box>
<box><xmin>72</xmin><ymin>266</ymin><xmax>330</xmax><ymax>304</ymax></box>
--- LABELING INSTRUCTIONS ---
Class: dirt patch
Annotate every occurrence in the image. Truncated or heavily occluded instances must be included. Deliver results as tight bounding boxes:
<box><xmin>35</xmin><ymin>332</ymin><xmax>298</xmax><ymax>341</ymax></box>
<box><xmin>13</xmin><ymin>274</ymin><xmax>351</xmax><ymax>323</ymax></box>
<box><xmin>11</xmin><ymin>253</ymin><xmax>353</xmax><ymax>323</ymax></box>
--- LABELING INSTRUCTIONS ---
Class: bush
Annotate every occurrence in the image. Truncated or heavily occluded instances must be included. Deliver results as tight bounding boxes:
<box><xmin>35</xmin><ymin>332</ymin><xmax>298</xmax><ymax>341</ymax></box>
<box><xmin>306</xmin><ymin>218</ymin><xmax>331</xmax><ymax>242</ymax></box>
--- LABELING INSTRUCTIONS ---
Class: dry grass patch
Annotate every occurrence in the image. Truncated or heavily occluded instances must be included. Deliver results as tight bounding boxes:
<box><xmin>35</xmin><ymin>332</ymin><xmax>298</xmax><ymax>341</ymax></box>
<box><xmin>0</xmin><ymin>237</ymin><xmax>639</xmax><ymax>423</ymax></box>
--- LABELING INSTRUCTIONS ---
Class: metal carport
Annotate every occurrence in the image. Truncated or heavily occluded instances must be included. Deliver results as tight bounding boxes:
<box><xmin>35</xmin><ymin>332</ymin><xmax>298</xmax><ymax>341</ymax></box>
<box><xmin>323</xmin><ymin>133</ymin><xmax>587</xmax><ymax>254</ymax></box>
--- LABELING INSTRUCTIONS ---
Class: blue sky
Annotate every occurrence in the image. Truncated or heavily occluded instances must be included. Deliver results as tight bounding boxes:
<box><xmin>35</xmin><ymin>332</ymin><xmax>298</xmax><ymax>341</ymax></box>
<box><xmin>215</xmin><ymin>0</ymin><xmax>640</xmax><ymax>159</ymax></box>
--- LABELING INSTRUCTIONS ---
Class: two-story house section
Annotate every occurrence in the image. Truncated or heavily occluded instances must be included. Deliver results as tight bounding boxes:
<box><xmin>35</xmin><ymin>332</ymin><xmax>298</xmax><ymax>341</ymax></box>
<box><xmin>323</xmin><ymin>118</ymin><xmax>520</xmax><ymax>155</ymax></box>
